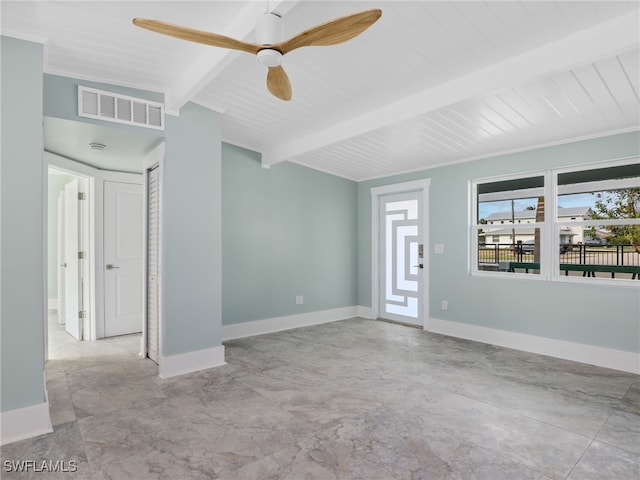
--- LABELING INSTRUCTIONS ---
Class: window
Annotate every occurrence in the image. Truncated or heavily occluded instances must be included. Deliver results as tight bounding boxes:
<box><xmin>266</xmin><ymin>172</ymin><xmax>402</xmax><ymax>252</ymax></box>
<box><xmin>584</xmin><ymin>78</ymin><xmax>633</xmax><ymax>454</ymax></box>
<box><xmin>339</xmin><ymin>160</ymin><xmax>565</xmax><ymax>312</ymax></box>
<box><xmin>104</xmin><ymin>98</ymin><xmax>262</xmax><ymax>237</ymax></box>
<box><xmin>556</xmin><ymin>163</ymin><xmax>639</xmax><ymax>282</ymax></box>
<box><xmin>472</xmin><ymin>159</ymin><xmax>640</xmax><ymax>284</ymax></box>
<box><xmin>474</xmin><ymin>175</ymin><xmax>545</xmax><ymax>275</ymax></box>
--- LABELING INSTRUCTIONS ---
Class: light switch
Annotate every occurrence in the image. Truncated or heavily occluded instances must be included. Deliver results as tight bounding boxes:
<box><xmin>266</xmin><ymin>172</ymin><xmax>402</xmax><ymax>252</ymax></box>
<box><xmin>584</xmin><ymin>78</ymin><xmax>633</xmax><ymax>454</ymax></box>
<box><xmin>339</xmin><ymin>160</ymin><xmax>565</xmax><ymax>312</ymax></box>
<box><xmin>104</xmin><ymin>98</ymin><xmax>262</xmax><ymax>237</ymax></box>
<box><xmin>435</xmin><ymin>243</ymin><xmax>444</xmax><ymax>254</ymax></box>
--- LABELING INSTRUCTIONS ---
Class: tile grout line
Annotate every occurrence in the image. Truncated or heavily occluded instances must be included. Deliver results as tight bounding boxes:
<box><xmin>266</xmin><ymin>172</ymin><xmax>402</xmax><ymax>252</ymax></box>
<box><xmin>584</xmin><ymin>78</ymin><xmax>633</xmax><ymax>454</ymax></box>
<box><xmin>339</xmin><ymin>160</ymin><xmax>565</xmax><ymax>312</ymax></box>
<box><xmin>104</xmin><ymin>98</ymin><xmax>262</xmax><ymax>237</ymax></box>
<box><xmin>61</xmin><ymin>361</ymin><xmax>93</xmax><ymax>476</ymax></box>
<box><xmin>563</xmin><ymin>435</ymin><xmax>597</xmax><ymax>480</ymax></box>
<box><xmin>586</xmin><ymin>383</ymin><xmax>640</xmax><ymax>457</ymax></box>
<box><xmin>439</xmin><ymin>384</ymin><xmax>603</xmax><ymax>441</ymax></box>
<box><xmin>563</xmin><ymin>401</ymin><xmax>626</xmax><ymax>480</ymax></box>
<box><xmin>564</xmin><ymin>404</ymin><xmax>616</xmax><ymax>480</ymax></box>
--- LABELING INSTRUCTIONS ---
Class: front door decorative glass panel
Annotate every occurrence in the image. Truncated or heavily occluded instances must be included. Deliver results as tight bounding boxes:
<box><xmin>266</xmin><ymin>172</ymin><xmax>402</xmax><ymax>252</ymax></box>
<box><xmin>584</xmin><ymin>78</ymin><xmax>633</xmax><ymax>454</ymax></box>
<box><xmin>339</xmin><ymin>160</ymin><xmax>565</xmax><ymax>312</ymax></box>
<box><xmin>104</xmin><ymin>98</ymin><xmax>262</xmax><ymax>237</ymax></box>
<box><xmin>380</xmin><ymin>191</ymin><xmax>422</xmax><ymax>325</ymax></box>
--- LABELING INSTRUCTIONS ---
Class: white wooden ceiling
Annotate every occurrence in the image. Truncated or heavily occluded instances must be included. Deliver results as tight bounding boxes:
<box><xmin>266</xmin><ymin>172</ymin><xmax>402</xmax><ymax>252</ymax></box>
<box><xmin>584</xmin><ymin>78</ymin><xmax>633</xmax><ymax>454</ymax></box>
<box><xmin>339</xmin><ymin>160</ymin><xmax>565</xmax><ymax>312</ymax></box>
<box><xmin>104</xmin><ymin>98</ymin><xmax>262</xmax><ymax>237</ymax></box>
<box><xmin>2</xmin><ymin>1</ymin><xmax>639</xmax><ymax>180</ymax></box>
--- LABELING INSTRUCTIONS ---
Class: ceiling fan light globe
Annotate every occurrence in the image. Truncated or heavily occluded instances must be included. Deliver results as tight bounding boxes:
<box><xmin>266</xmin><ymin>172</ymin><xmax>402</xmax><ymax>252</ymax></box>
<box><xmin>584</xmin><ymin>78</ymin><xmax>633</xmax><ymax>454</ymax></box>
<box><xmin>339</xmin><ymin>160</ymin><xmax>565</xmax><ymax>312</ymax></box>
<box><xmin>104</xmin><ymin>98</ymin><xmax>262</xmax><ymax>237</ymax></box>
<box><xmin>257</xmin><ymin>49</ymin><xmax>282</xmax><ymax>67</ymax></box>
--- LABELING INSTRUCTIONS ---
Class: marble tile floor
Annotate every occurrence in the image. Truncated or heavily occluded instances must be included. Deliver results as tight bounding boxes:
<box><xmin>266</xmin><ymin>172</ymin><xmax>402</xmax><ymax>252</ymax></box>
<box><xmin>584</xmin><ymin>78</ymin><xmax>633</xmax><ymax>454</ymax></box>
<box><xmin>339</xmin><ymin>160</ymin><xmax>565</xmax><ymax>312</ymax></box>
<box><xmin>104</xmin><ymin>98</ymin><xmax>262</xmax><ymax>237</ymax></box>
<box><xmin>46</xmin><ymin>312</ymin><xmax>142</xmax><ymax>361</ymax></box>
<box><xmin>2</xmin><ymin>317</ymin><xmax>638</xmax><ymax>479</ymax></box>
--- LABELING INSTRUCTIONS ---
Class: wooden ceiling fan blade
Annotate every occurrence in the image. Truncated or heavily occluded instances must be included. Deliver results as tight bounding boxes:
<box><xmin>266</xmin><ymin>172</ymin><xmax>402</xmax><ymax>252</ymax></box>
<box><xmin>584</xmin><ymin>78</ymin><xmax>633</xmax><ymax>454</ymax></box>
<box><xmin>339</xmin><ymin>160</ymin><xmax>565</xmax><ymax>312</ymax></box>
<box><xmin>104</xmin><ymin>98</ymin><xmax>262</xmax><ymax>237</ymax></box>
<box><xmin>277</xmin><ymin>9</ymin><xmax>381</xmax><ymax>55</ymax></box>
<box><xmin>133</xmin><ymin>18</ymin><xmax>261</xmax><ymax>55</ymax></box>
<box><xmin>267</xmin><ymin>66</ymin><xmax>292</xmax><ymax>101</ymax></box>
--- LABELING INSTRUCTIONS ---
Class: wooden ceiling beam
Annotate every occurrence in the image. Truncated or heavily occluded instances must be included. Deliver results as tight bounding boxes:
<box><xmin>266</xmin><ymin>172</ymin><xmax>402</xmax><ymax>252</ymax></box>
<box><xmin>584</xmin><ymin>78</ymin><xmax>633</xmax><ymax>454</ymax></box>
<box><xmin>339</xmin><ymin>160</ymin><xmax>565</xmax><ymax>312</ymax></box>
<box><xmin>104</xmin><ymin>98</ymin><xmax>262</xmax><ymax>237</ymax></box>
<box><xmin>165</xmin><ymin>1</ymin><xmax>300</xmax><ymax>115</ymax></box>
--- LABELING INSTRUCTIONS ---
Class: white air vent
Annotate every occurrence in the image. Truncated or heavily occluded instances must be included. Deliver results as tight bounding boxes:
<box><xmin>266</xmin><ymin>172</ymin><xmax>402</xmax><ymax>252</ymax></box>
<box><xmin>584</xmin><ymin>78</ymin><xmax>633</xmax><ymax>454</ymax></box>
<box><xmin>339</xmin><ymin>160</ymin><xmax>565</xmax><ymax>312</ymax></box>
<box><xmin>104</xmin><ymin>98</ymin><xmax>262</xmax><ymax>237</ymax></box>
<box><xmin>78</xmin><ymin>86</ymin><xmax>164</xmax><ymax>131</ymax></box>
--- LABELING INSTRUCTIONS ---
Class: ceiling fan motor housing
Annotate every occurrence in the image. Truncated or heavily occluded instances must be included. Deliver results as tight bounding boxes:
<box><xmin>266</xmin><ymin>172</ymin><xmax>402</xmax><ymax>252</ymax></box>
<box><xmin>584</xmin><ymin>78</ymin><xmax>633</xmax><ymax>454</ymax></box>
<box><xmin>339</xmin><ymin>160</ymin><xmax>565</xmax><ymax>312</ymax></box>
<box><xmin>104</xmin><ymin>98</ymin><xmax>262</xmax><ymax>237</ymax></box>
<box><xmin>256</xmin><ymin>13</ymin><xmax>285</xmax><ymax>67</ymax></box>
<box><xmin>257</xmin><ymin>49</ymin><xmax>282</xmax><ymax>67</ymax></box>
<box><xmin>256</xmin><ymin>12</ymin><xmax>284</xmax><ymax>44</ymax></box>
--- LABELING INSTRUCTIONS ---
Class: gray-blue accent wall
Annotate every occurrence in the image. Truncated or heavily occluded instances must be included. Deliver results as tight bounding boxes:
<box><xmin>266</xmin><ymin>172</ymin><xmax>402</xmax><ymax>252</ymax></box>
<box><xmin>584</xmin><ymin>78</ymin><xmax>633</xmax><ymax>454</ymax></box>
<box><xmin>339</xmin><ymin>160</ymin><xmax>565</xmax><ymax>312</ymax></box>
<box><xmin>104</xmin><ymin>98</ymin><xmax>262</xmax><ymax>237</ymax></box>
<box><xmin>163</xmin><ymin>104</ymin><xmax>222</xmax><ymax>355</ymax></box>
<box><xmin>221</xmin><ymin>143</ymin><xmax>358</xmax><ymax>324</ymax></box>
<box><xmin>1</xmin><ymin>37</ymin><xmax>46</xmax><ymax>412</ymax></box>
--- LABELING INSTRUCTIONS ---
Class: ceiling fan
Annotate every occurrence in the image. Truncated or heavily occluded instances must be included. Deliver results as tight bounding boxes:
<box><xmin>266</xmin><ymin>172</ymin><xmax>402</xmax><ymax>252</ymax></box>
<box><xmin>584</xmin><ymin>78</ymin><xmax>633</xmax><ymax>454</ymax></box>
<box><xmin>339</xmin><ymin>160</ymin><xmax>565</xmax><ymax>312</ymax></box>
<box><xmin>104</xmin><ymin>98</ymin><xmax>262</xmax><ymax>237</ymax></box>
<box><xmin>133</xmin><ymin>8</ymin><xmax>382</xmax><ymax>101</ymax></box>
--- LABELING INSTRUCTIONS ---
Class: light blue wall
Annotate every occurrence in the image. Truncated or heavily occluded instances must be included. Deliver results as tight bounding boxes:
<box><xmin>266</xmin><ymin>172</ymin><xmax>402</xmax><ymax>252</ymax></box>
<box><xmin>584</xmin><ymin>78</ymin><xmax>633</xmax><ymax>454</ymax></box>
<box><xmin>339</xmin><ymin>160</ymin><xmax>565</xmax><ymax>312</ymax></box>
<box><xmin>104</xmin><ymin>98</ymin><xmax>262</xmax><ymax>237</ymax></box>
<box><xmin>163</xmin><ymin>103</ymin><xmax>222</xmax><ymax>355</ymax></box>
<box><xmin>221</xmin><ymin>144</ymin><xmax>358</xmax><ymax>324</ymax></box>
<box><xmin>1</xmin><ymin>37</ymin><xmax>46</xmax><ymax>412</ymax></box>
<box><xmin>358</xmin><ymin>131</ymin><xmax>640</xmax><ymax>353</ymax></box>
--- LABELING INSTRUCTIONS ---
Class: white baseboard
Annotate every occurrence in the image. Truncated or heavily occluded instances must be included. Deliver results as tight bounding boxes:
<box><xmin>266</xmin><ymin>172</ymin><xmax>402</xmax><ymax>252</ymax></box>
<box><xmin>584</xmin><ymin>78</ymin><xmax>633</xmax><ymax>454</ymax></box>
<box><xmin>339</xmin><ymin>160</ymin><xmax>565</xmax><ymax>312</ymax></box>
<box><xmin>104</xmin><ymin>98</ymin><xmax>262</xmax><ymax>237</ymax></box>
<box><xmin>426</xmin><ymin>317</ymin><xmax>640</xmax><ymax>374</ymax></box>
<box><xmin>47</xmin><ymin>298</ymin><xmax>57</xmax><ymax>310</ymax></box>
<box><xmin>0</xmin><ymin>400</ymin><xmax>53</xmax><ymax>446</ymax></box>
<box><xmin>222</xmin><ymin>306</ymin><xmax>360</xmax><ymax>341</ymax></box>
<box><xmin>356</xmin><ymin>306</ymin><xmax>374</xmax><ymax>319</ymax></box>
<box><xmin>159</xmin><ymin>345</ymin><xmax>226</xmax><ymax>379</ymax></box>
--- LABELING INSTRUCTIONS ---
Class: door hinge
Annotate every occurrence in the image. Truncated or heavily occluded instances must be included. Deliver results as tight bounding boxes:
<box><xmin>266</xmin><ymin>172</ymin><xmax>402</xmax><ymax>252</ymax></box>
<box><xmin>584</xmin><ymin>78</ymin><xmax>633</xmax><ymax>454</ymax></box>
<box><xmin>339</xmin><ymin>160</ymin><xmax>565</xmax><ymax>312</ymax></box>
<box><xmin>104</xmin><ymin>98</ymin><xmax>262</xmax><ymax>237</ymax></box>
<box><xmin>78</xmin><ymin>251</ymin><xmax>86</xmax><ymax>260</ymax></box>
<box><xmin>78</xmin><ymin>192</ymin><xmax>87</xmax><ymax>200</ymax></box>
<box><xmin>78</xmin><ymin>310</ymin><xmax>87</xmax><ymax>319</ymax></box>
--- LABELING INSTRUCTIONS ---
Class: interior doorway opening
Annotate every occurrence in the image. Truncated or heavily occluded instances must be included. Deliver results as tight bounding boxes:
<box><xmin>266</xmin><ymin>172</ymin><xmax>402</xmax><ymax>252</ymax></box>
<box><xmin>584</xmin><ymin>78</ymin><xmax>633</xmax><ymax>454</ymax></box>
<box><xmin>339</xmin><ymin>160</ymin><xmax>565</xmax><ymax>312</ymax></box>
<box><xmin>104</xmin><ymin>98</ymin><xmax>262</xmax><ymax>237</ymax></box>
<box><xmin>47</xmin><ymin>166</ymin><xmax>92</xmax><ymax>359</ymax></box>
<box><xmin>46</xmin><ymin>157</ymin><xmax>148</xmax><ymax>362</ymax></box>
<box><xmin>44</xmin><ymin>116</ymin><xmax>164</xmax><ymax>366</ymax></box>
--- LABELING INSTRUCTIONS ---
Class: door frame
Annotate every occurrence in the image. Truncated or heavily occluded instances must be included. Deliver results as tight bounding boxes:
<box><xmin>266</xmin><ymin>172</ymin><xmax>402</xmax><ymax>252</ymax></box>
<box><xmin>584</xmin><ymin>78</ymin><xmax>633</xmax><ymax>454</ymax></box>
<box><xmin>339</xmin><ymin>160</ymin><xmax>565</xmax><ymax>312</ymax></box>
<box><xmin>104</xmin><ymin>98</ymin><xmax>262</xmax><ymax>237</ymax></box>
<box><xmin>47</xmin><ymin>161</ymin><xmax>94</xmax><ymax>350</ymax></box>
<box><xmin>371</xmin><ymin>179</ymin><xmax>431</xmax><ymax>328</ymax></box>
<box><xmin>141</xmin><ymin>143</ymin><xmax>165</xmax><ymax>361</ymax></box>
<box><xmin>46</xmin><ymin>152</ymin><xmax>143</xmax><ymax>348</ymax></box>
<box><xmin>62</xmin><ymin>177</ymin><xmax>85</xmax><ymax>340</ymax></box>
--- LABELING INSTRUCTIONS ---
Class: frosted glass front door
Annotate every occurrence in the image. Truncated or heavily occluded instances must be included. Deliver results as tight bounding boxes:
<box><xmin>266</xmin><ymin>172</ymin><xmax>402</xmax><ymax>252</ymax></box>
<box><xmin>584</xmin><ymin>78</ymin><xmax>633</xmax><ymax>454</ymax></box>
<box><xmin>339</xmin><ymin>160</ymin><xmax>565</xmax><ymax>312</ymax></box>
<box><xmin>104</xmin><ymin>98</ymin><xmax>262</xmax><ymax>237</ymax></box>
<box><xmin>379</xmin><ymin>191</ymin><xmax>422</xmax><ymax>325</ymax></box>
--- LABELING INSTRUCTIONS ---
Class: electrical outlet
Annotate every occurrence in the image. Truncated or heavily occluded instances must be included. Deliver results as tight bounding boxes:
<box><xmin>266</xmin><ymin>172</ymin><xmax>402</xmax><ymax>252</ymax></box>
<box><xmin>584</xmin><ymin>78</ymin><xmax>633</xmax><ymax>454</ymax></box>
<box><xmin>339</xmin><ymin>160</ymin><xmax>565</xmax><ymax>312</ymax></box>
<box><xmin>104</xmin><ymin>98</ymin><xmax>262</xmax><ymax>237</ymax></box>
<box><xmin>441</xmin><ymin>300</ymin><xmax>448</xmax><ymax>311</ymax></box>
<box><xmin>296</xmin><ymin>295</ymin><xmax>304</xmax><ymax>305</ymax></box>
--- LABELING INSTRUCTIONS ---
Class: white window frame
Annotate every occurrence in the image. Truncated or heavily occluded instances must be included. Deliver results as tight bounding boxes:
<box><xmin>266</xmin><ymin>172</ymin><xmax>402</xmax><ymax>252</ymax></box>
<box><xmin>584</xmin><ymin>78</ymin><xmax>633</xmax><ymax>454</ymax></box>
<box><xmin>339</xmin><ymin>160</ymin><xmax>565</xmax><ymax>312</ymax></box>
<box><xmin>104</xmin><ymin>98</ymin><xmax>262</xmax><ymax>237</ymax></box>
<box><xmin>552</xmin><ymin>158</ymin><xmax>640</xmax><ymax>286</ymax></box>
<box><xmin>470</xmin><ymin>170</ymin><xmax>550</xmax><ymax>280</ymax></box>
<box><xmin>471</xmin><ymin>157</ymin><xmax>640</xmax><ymax>287</ymax></box>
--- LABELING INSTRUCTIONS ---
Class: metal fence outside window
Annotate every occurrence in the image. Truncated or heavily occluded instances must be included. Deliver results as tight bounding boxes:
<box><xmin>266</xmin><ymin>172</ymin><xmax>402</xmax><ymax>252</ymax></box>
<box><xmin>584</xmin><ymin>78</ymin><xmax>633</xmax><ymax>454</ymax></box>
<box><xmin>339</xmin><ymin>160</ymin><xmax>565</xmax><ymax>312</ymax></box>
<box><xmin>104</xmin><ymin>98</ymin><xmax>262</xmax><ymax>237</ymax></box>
<box><xmin>478</xmin><ymin>243</ymin><xmax>640</xmax><ymax>266</ymax></box>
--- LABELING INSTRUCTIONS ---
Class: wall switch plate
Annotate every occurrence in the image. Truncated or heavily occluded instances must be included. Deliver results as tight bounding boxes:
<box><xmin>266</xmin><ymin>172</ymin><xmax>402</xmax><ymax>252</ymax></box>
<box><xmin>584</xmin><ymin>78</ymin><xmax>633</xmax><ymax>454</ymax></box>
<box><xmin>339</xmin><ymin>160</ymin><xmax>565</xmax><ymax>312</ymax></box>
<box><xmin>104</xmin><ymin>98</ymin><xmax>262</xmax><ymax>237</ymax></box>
<box><xmin>435</xmin><ymin>244</ymin><xmax>444</xmax><ymax>254</ymax></box>
<box><xmin>441</xmin><ymin>300</ymin><xmax>448</xmax><ymax>310</ymax></box>
<box><xmin>296</xmin><ymin>295</ymin><xmax>304</xmax><ymax>305</ymax></box>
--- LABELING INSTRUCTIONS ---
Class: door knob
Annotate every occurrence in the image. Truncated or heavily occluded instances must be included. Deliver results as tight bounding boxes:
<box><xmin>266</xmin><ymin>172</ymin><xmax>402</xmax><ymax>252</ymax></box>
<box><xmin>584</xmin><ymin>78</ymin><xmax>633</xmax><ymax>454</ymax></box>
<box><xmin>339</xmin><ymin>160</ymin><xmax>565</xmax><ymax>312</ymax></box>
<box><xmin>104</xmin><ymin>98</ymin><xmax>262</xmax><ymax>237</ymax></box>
<box><xmin>413</xmin><ymin>264</ymin><xmax>424</xmax><ymax>269</ymax></box>
<box><xmin>60</xmin><ymin>263</ymin><xmax>67</xmax><ymax>268</ymax></box>
<box><xmin>106</xmin><ymin>264</ymin><xmax>120</xmax><ymax>270</ymax></box>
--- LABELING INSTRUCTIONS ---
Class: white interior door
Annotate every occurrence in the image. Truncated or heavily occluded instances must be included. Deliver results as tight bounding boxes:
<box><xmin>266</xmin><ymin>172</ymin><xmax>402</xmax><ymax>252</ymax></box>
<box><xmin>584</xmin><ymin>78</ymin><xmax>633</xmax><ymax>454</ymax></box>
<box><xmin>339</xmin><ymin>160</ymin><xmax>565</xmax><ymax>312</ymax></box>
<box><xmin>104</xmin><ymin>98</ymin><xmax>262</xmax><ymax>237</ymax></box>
<box><xmin>379</xmin><ymin>190</ymin><xmax>424</xmax><ymax>326</ymax></box>
<box><xmin>104</xmin><ymin>181</ymin><xmax>144</xmax><ymax>337</ymax></box>
<box><xmin>146</xmin><ymin>167</ymin><xmax>160</xmax><ymax>363</ymax></box>
<box><xmin>64</xmin><ymin>179</ymin><xmax>82</xmax><ymax>339</ymax></box>
<box><xmin>57</xmin><ymin>193</ymin><xmax>66</xmax><ymax>325</ymax></box>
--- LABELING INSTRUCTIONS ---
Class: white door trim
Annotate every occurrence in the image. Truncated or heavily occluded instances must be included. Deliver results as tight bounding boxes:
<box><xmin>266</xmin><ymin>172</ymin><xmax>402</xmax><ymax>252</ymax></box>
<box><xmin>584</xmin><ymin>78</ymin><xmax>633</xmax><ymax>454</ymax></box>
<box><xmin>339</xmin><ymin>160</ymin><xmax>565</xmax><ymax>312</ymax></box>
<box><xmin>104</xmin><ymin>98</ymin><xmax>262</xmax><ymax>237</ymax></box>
<box><xmin>47</xmin><ymin>160</ymin><xmax>94</xmax><ymax>349</ymax></box>
<box><xmin>63</xmin><ymin>178</ymin><xmax>82</xmax><ymax>340</ymax></box>
<box><xmin>142</xmin><ymin>143</ymin><xmax>165</xmax><ymax>362</ymax></box>
<box><xmin>371</xmin><ymin>179</ymin><xmax>431</xmax><ymax>327</ymax></box>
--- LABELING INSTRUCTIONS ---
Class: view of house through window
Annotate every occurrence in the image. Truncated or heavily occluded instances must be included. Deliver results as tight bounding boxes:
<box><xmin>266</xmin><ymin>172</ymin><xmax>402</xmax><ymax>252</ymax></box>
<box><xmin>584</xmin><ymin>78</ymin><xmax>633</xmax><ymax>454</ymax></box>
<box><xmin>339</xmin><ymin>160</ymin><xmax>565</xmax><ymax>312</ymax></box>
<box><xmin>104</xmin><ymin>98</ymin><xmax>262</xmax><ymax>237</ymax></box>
<box><xmin>473</xmin><ymin>161</ymin><xmax>640</xmax><ymax>282</ymax></box>
<box><xmin>475</xmin><ymin>175</ymin><xmax>545</xmax><ymax>275</ymax></box>
<box><xmin>555</xmin><ymin>163</ymin><xmax>640</xmax><ymax>281</ymax></box>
